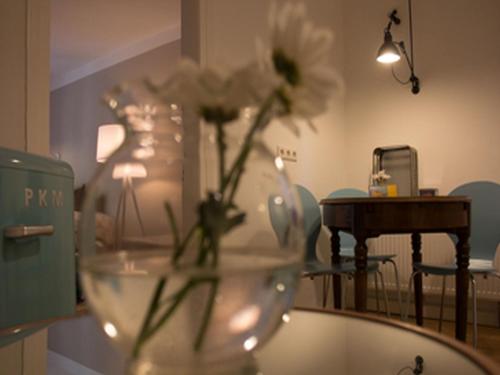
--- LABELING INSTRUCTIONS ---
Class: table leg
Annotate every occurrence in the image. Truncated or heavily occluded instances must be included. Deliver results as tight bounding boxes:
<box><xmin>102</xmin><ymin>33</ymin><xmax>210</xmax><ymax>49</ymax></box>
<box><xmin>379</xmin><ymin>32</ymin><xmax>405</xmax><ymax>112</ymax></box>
<box><xmin>455</xmin><ymin>231</ymin><xmax>470</xmax><ymax>342</ymax></box>
<box><xmin>354</xmin><ymin>235</ymin><xmax>368</xmax><ymax>312</ymax></box>
<box><xmin>411</xmin><ymin>233</ymin><xmax>424</xmax><ymax>326</ymax></box>
<box><xmin>329</xmin><ymin>228</ymin><xmax>342</xmax><ymax>309</ymax></box>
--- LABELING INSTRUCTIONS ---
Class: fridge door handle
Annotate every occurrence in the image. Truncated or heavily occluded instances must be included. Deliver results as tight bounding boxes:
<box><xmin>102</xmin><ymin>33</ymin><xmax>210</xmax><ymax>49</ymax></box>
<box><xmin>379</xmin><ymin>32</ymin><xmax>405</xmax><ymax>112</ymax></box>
<box><xmin>4</xmin><ymin>225</ymin><xmax>55</xmax><ymax>239</ymax></box>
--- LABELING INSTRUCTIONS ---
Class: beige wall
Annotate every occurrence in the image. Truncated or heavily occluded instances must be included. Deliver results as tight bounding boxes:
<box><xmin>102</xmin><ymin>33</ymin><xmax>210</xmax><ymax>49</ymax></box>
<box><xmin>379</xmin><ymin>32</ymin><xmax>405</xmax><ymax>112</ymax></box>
<box><xmin>50</xmin><ymin>41</ymin><xmax>181</xmax><ymax>186</ymax></box>
<box><xmin>0</xmin><ymin>0</ymin><xmax>50</xmax><ymax>373</ymax></box>
<box><xmin>0</xmin><ymin>0</ymin><xmax>27</xmax><ymax>150</ymax></box>
<box><xmin>51</xmin><ymin>41</ymin><xmax>183</xmax><ymax>239</ymax></box>
<box><xmin>0</xmin><ymin>0</ymin><xmax>50</xmax><ymax>155</ymax></box>
<box><xmin>49</xmin><ymin>41</ymin><xmax>181</xmax><ymax>373</ymax></box>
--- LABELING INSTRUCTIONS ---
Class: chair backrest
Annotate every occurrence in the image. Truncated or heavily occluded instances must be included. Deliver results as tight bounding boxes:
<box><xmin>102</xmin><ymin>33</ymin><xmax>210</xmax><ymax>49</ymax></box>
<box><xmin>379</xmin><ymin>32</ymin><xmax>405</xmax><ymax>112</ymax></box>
<box><xmin>268</xmin><ymin>194</ymin><xmax>290</xmax><ymax>247</ymax></box>
<box><xmin>295</xmin><ymin>185</ymin><xmax>322</xmax><ymax>263</ymax></box>
<box><xmin>449</xmin><ymin>181</ymin><xmax>500</xmax><ymax>261</ymax></box>
<box><xmin>327</xmin><ymin>188</ymin><xmax>367</xmax><ymax>249</ymax></box>
<box><xmin>268</xmin><ymin>184</ymin><xmax>321</xmax><ymax>263</ymax></box>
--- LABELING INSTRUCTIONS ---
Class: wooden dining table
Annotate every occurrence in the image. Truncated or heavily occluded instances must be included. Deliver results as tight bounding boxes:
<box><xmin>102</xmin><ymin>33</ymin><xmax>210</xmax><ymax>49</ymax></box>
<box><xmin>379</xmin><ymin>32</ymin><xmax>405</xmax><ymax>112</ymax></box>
<box><xmin>320</xmin><ymin>196</ymin><xmax>471</xmax><ymax>342</ymax></box>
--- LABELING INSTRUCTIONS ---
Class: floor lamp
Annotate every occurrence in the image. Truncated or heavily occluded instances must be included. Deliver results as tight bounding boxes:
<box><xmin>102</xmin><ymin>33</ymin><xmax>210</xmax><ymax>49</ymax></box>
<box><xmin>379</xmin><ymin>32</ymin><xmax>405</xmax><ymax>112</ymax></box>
<box><xmin>96</xmin><ymin>124</ymin><xmax>125</xmax><ymax>162</ymax></box>
<box><xmin>96</xmin><ymin>124</ymin><xmax>147</xmax><ymax>244</ymax></box>
<box><xmin>112</xmin><ymin>163</ymin><xmax>147</xmax><ymax>242</ymax></box>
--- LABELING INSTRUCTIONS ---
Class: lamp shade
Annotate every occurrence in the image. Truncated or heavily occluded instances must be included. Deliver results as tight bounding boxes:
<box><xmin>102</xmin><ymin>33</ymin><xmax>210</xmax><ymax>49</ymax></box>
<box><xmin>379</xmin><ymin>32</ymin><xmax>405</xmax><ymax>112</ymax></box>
<box><xmin>376</xmin><ymin>30</ymin><xmax>401</xmax><ymax>64</ymax></box>
<box><xmin>96</xmin><ymin>124</ymin><xmax>126</xmax><ymax>162</ymax></box>
<box><xmin>376</xmin><ymin>42</ymin><xmax>401</xmax><ymax>63</ymax></box>
<box><xmin>112</xmin><ymin>163</ymin><xmax>147</xmax><ymax>179</ymax></box>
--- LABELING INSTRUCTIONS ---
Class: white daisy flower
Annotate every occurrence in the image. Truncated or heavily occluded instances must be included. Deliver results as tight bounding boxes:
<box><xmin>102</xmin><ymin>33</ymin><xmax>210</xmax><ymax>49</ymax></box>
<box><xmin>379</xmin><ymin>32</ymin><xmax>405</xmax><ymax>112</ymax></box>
<box><xmin>155</xmin><ymin>59</ymin><xmax>262</xmax><ymax>125</ymax></box>
<box><xmin>259</xmin><ymin>2</ymin><xmax>342</xmax><ymax>131</ymax></box>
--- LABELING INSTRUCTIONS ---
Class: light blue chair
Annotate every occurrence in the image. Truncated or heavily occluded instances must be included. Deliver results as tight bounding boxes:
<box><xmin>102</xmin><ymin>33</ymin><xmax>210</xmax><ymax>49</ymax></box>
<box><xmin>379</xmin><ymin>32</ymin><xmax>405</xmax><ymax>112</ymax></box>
<box><xmin>405</xmin><ymin>181</ymin><xmax>500</xmax><ymax>348</ymax></box>
<box><xmin>269</xmin><ymin>185</ymin><xmax>390</xmax><ymax>315</ymax></box>
<box><xmin>328</xmin><ymin>188</ymin><xmax>403</xmax><ymax>318</ymax></box>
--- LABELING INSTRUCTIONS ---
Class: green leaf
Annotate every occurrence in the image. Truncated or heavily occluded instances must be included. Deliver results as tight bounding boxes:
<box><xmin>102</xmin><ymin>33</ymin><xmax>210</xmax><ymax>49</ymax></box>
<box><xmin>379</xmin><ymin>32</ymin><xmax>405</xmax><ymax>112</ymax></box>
<box><xmin>224</xmin><ymin>212</ymin><xmax>246</xmax><ymax>234</ymax></box>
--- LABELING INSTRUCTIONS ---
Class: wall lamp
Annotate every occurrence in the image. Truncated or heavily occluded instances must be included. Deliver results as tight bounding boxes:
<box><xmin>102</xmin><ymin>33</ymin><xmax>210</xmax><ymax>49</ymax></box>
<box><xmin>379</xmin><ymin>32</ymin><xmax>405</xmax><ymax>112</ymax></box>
<box><xmin>376</xmin><ymin>0</ymin><xmax>420</xmax><ymax>94</ymax></box>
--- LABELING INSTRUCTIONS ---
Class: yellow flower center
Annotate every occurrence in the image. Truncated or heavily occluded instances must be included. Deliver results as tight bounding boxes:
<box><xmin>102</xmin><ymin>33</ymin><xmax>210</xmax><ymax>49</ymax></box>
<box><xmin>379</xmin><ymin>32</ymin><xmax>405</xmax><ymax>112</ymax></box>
<box><xmin>272</xmin><ymin>49</ymin><xmax>300</xmax><ymax>86</ymax></box>
<box><xmin>200</xmin><ymin>106</ymin><xmax>239</xmax><ymax>125</ymax></box>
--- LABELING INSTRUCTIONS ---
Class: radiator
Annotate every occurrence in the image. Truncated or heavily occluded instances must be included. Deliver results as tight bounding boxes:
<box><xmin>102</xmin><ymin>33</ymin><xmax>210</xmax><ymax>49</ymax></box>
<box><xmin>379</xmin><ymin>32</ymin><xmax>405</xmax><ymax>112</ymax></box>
<box><xmin>370</xmin><ymin>234</ymin><xmax>500</xmax><ymax>300</ymax></box>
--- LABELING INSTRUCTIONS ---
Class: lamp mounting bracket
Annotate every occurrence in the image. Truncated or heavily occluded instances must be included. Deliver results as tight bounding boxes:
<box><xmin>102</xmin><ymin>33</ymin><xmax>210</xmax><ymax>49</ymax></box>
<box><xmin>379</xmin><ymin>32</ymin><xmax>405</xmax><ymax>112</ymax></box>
<box><xmin>389</xmin><ymin>9</ymin><xmax>400</xmax><ymax>26</ymax></box>
<box><xmin>379</xmin><ymin>0</ymin><xmax>420</xmax><ymax>94</ymax></box>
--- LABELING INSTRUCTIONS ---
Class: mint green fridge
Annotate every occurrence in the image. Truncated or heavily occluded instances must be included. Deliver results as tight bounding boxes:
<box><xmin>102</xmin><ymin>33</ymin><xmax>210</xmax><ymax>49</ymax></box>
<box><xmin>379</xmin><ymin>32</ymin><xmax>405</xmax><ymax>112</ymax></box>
<box><xmin>0</xmin><ymin>147</ymin><xmax>76</xmax><ymax>346</ymax></box>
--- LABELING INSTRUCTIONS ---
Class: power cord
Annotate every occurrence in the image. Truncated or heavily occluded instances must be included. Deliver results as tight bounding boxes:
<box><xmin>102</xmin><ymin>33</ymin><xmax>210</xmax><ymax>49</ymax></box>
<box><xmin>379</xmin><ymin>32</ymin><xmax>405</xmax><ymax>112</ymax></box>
<box><xmin>397</xmin><ymin>355</ymin><xmax>424</xmax><ymax>374</ymax></box>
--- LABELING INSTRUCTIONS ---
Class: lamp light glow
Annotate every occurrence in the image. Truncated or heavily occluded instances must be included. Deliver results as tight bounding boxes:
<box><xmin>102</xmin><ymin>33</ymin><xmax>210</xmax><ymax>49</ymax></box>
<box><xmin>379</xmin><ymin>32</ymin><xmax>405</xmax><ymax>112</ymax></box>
<box><xmin>376</xmin><ymin>30</ymin><xmax>401</xmax><ymax>64</ymax></box>
<box><xmin>96</xmin><ymin>124</ymin><xmax>125</xmax><ymax>162</ymax></box>
<box><xmin>104</xmin><ymin>322</ymin><xmax>118</xmax><ymax>338</ymax></box>
<box><xmin>243</xmin><ymin>336</ymin><xmax>258</xmax><ymax>351</ymax></box>
<box><xmin>112</xmin><ymin>163</ymin><xmax>147</xmax><ymax>180</ymax></box>
<box><xmin>282</xmin><ymin>313</ymin><xmax>291</xmax><ymax>323</ymax></box>
<box><xmin>376</xmin><ymin>43</ymin><xmax>401</xmax><ymax>64</ymax></box>
<box><xmin>229</xmin><ymin>305</ymin><xmax>260</xmax><ymax>333</ymax></box>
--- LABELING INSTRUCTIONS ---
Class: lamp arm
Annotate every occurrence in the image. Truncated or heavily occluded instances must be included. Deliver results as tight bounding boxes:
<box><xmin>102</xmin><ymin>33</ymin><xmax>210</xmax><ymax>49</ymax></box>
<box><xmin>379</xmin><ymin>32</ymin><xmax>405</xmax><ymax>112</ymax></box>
<box><xmin>391</xmin><ymin>66</ymin><xmax>410</xmax><ymax>85</ymax></box>
<box><xmin>389</xmin><ymin>40</ymin><xmax>420</xmax><ymax>94</ymax></box>
<box><xmin>398</xmin><ymin>41</ymin><xmax>420</xmax><ymax>94</ymax></box>
<box><xmin>398</xmin><ymin>41</ymin><xmax>414</xmax><ymax>71</ymax></box>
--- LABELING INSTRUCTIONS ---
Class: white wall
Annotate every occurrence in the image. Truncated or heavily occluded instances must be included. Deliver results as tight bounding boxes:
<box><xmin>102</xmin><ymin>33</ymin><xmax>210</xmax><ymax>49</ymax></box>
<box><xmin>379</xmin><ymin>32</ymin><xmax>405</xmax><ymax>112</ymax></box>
<box><xmin>195</xmin><ymin>0</ymin><xmax>500</xmax><ymax>199</ymax></box>
<box><xmin>344</xmin><ymin>0</ymin><xmax>500</xmax><ymax>193</ymax></box>
<box><xmin>194</xmin><ymin>0</ymin><xmax>347</xmax><ymax>200</ymax></box>
<box><xmin>185</xmin><ymin>0</ymin><xmax>500</xmax><ymax>309</ymax></box>
<box><xmin>341</xmin><ymin>0</ymin><xmax>500</xmax><ymax>311</ymax></box>
<box><xmin>181</xmin><ymin>0</ymin><xmax>347</xmax><ymax>306</ymax></box>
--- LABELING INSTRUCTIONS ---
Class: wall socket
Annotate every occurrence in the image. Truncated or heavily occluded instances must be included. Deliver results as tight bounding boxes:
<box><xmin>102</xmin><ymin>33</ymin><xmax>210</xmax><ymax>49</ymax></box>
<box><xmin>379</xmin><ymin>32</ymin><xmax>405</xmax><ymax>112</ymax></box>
<box><xmin>276</xmin><ymin>146</ymin><xmax>297</xmax><ymax>162</ymax></box>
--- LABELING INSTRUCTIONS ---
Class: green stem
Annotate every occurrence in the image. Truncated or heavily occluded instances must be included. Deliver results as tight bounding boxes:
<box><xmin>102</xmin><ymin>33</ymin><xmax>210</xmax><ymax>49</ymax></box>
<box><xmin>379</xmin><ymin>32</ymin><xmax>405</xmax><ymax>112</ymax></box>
<box><xmin>131</xmin><ymin>89</ymin><xmax>279</xmax><ymax>359</ymax></box>
<box><xmin>211</xmin><ymin>238</ymin><xmax>219</xmax><ymax>267</ymax></box>
<box><xmin>144</xmin><ymin>280</ymin><xmax>196</xmax><ymax>336</ymax></box>
<box><xmin>215</xmin><ymin>122</ymin><xmax>226</xmax><ymax>191</ymax></box>
<box><xmin>132</xmin><ymin>277</ymin><xmax>167</xmax><ymax>358</ymax></box>
<box><xmin>173</xmin><ymin>222</ymin><xmax>200</xmax><ymax>266</ymax></box>
<box><xmin>222</xmin><ymin>93</ymin><xmax>277</xmax><ymax>203</ymax></box>
<box><xmin>194</xmin><ymin>278</ymin><xmax>220</xmax><ymax>351</ymax></box>
<box><xmin>164</xmin><ymin>202</ymin><xmax>180</xmax><ymax>250</ymax></box>
<box><xmin>196</xmin><ymin>229</ymin><xmax>214</xmax><ymax>266</ymax></box>
<box><xmin>140</xmin><ymin>276</ymin><xmax>219</xmax><ymax>350</ymax></box>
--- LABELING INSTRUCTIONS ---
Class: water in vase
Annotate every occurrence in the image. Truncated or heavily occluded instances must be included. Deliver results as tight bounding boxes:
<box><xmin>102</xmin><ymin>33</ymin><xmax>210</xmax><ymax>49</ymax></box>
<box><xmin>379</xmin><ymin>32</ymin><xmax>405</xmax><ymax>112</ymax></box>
<box><xmin>80</xmin><ymin>250</ymin><xmax>301</xmax><ymax>371</ymax></box>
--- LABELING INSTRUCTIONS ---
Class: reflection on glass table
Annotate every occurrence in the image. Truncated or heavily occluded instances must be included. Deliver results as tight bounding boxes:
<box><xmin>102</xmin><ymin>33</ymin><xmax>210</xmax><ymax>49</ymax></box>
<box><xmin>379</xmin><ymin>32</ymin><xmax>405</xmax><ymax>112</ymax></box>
<box><xmin>254</xmin><ymin>308</ymin><xmax>499</xmax><ymax>375</ymax></box>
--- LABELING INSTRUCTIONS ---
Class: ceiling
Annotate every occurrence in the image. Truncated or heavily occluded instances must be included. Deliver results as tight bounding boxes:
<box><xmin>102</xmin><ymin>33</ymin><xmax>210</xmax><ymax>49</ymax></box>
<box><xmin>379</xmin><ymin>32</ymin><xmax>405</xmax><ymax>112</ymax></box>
<box><xmin>51</xmin><ymin>0</ymin><xmax>180</xmax><ymax>89</ymax></box>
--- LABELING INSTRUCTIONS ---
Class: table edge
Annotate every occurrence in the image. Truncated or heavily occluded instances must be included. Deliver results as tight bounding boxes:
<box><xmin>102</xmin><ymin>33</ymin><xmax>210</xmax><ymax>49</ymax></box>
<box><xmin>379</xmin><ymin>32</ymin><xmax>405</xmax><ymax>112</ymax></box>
<box><xmin>0</xmin><ymin>303</ymin><xmax>89</xmax><ymax>339</ymax></box>
<box><xmin>320</xmin><ymin>196</ymin><xmax>471</xmax><ymax>204</ymax></box>
<box><xmin>294</xmin><ymin>307</ymin><xmax>499</xmax><ymax>375</ymax></box>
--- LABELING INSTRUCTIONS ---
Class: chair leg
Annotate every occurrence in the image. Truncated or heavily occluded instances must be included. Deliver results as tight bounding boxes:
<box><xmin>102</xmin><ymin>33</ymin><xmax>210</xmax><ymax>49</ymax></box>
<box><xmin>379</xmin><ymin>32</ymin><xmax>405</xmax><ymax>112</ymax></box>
<box><xmin>374</xmin><ymin>272</ymin><xmax>380</xmax><ymax>313</ymax></box>
<box><xmin>404</xmin><ymin>270</ymin><xmax>419</xmax><ymax>321</ymax></box>
<box><xmin>470</xmin><ymin>274</ymin><xmax>478</xmax><ymax>349</ymax></box>
<box><xmin>322</xmin><ymin>275</ymin><xmax>327</xmax><ymax>308</ymax></box>
<box><xmin>342</xmin><ymin>274</ymin><xmax>349</xmax><ymax>309</ymax></box>
<box><xmin>438</xmin><ymin>276</ymin><xmax>447</xmax><ymax>333</ymax></box>
<box><xmin>387</xmin><ymin>259</ymin><xmax>403</xmax><ymax>320</ymax></box>
<box><xmin>378</xmin><ymin>271</ymin><xmax>391</xmax><ymax>318</ymax></box>
<box><xmin>326</xmin><ymin>274</ymin><xmax>332</xmax><ymax>307</ymax></box>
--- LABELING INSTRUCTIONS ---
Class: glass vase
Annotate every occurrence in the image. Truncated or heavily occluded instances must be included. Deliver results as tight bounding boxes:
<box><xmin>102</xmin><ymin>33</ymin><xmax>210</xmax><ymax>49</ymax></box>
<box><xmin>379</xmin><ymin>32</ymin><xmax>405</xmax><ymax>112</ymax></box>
<box><xmin>78</xmin><ymin>83</ymin><xmax>305</xmax><ymax>374</ymax></box>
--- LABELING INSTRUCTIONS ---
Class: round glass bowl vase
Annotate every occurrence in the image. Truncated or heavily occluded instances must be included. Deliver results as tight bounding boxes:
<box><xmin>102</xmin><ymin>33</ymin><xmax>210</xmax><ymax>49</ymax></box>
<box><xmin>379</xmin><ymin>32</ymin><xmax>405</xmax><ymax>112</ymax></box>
<box><xmin>78</xmin><ymin>93</ymin><xmax>304</xmax><ymax>374</ymax></box>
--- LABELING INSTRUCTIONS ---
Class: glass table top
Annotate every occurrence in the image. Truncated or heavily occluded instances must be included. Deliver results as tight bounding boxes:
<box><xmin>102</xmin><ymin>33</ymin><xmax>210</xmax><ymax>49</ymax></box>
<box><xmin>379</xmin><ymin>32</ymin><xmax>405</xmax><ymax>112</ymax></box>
<box><xmin>253</xmin><ymin>308</ymin><xmax>499</xmax><ymax>375</ymax></box>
